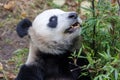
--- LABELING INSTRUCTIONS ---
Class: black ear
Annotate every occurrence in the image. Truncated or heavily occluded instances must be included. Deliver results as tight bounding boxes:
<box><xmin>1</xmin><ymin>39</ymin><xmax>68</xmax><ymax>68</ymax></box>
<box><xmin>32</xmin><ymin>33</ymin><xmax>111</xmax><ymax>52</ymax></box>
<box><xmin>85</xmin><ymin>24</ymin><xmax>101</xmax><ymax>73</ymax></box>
<box><xmin>16</xmin><ymin>19</ymin><xmax>32</xmax><ymax>38</ymax></box>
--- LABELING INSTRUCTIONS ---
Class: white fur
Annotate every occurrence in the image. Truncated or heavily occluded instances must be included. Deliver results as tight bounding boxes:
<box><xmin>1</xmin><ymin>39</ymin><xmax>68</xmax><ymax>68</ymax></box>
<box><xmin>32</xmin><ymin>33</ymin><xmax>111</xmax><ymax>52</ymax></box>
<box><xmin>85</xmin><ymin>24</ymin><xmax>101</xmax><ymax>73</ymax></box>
<box><xmin>26</xmin><ymin>9</ymin><xmax>82</xmax><ymax>65</ymax></box>
<box><xmin>32</xmin><ymin>9</ymin><xmax>82</xmax><ymax>43</ymax></box>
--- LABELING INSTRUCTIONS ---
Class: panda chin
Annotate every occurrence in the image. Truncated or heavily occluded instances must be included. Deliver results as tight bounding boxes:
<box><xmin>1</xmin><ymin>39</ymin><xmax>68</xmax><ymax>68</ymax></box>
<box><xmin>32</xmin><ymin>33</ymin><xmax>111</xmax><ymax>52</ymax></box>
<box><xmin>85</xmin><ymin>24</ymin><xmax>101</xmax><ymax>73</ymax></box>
<box><xmin>64</xmin><ymin>22</ymin><xmax>81</xmax><ymax>34</ymax></box>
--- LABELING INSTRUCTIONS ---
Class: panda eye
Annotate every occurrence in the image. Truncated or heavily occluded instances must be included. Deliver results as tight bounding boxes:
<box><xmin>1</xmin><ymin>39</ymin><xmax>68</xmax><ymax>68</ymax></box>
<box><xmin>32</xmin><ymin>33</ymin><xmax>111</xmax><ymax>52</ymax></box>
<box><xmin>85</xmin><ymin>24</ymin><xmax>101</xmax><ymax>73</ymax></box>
<box><xmin>48</xmin><ymin>15</ymin><xmax>58</xmax><ymax>28</ymax></box>
<box><xmin>50</xmin><ymin>16</ymin><xmax>57</xmax><ymax>22</ymax></box>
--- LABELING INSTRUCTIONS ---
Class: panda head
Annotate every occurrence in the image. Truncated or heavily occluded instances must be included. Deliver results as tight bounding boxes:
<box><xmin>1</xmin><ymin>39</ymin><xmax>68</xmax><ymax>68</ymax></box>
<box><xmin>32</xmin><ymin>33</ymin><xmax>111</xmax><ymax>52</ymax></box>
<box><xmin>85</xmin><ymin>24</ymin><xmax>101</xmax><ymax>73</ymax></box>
<box><xmin>17</xmin><ymin>9</ymin><xmax>82</xmax><ymax>55</ymax></box>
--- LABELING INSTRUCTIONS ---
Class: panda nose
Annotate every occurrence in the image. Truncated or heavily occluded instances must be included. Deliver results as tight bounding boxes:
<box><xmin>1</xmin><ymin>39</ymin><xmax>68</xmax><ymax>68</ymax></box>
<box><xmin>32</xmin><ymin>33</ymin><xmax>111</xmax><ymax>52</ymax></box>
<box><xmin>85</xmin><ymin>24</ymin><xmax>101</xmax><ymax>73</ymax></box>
<box><xmin>68</xmin><ymin>13</ymin><xmax>78</xmax><ymax>19</ymax></box>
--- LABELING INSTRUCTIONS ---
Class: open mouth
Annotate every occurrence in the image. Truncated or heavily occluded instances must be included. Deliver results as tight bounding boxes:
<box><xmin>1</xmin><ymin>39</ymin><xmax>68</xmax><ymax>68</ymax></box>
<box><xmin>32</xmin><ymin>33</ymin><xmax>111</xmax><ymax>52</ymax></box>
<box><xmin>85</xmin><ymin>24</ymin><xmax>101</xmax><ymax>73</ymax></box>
<box><xmin>64</xmin><ymin>22</ymin><xmax>80</xmax><ymax>33</ymax></box>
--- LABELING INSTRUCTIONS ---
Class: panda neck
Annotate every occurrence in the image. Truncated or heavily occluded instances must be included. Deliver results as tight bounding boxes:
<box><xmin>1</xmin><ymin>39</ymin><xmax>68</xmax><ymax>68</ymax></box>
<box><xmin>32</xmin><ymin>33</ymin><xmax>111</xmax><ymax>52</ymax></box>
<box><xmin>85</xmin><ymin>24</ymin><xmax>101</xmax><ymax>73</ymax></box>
<box><xmin>25</xmin><ymin>43</ymin><xmax>38</xmax><ymax>65</ymax></box>
<box><xmin>25</xmin><ymin>42</ymin><xmax>71</xmax><ymax>65</ymax></box>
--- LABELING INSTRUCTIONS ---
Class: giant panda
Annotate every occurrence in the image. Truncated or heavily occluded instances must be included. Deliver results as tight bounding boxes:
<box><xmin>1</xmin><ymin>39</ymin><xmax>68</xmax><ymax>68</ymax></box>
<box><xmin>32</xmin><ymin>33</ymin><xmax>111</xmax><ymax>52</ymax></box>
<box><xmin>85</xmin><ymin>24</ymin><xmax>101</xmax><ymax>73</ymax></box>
<box><xmin>15</xmin><ymin>9</ymin><xmax>91</xmax><ymax>80</ymax></box>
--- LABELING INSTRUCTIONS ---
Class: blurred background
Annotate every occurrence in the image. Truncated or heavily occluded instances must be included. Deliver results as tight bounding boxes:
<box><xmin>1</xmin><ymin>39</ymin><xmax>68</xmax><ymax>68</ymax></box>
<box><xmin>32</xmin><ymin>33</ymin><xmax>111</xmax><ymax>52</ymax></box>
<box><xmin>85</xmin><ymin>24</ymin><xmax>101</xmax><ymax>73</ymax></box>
<box><xmin>0</xmin><ymin>0</ymin><xmax>120</xmax><ymax>80</ymax></box>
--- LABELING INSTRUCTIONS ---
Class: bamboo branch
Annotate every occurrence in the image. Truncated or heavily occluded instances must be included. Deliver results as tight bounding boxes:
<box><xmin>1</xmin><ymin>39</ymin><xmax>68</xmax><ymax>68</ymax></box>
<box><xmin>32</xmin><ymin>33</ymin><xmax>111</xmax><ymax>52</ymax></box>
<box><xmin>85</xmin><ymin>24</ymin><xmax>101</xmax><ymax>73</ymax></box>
<box><xmin>91</xmin><ymin>0</ymin><xmax>97</xmax><ymax>54</ymax></box>
<box><xmin>117</xmin><ymin>0</ymin><xmax>120</xmax><ymax>15</ymax></box>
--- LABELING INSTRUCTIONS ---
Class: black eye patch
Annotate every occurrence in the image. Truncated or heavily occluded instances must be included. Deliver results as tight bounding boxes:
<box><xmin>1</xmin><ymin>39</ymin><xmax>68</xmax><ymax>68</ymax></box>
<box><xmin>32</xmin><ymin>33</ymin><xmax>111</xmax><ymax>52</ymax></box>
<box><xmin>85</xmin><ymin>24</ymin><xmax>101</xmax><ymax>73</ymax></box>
<box><xmin>47</xmin><ymin>15</ymin><xmax>57</xmax><ymax>28</ymax></box>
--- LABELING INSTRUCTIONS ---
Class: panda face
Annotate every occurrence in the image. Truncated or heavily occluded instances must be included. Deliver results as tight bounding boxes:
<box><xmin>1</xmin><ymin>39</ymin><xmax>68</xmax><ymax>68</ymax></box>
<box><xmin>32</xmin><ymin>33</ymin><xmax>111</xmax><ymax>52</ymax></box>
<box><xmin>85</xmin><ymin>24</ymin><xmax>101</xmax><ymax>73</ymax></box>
<box><xmin>28</xmin><ymin>9</ymin><xmax>82</xmax><ymax>54</ymax></box>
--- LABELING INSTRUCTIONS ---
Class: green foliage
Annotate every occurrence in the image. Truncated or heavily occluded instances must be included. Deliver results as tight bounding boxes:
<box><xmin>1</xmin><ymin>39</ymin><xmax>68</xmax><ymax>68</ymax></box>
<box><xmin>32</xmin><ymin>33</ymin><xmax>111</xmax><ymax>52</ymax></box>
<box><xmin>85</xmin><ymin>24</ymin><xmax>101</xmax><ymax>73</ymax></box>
<box><xmin>76</xmin><ymin>0</ymin><xmax>120</xmax><ymax>80</ymax></box>
<box><xmin>12</xmin><ymin>48</ymin><xmax>28</xmax><ymax>72</ymax></box>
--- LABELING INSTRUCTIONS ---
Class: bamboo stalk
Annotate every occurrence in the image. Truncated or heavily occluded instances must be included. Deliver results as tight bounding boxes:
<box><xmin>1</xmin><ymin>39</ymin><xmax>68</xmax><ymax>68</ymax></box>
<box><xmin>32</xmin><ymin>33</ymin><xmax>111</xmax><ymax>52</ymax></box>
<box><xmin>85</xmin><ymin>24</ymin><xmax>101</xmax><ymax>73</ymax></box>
<box><xmin>117</xmin><ymin>0</ymin><xmax>120</xmax><ymax>15</ymax></box>
<box><xmin>91</xmin><ymin>0</ymin><xmax>97</xmax><ymax>54</ymax></box>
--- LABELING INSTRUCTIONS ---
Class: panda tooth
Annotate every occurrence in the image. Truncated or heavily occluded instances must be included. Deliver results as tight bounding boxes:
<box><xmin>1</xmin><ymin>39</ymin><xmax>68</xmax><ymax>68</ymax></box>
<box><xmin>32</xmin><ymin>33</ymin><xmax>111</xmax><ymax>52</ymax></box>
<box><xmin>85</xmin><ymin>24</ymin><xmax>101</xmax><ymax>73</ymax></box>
<box><xmin>71</xmin><ymin>26</ymin><xmax>74</xmax><ymax>28</ymax></box>
<box><xmin>77</xmin><ymin>24</ymin><xmax>80</xmax><ymax>27</ymax></box>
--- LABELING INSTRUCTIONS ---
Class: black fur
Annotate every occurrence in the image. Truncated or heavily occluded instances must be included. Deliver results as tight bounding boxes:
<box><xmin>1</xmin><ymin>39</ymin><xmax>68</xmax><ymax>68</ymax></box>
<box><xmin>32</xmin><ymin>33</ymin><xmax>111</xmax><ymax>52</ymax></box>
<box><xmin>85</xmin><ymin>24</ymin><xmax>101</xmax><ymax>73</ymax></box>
<box><xmin>15</xmin><ymin>65</ymin><xmax>44</xmax><ymax>80</ymax></box>
<box><xmin>15</xmin><ymin>50</ymin><xmax>91</xmax><ymax>80</ymax></box>
<box><xmin>16</xmin><ymin>19</ymin><xmax>32</xmax><ymax>38</ymax></box>
<box><xmin>47</xmin><ymin>15</ymin><xmax>57</xmax><ymax>28</ymax></box>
